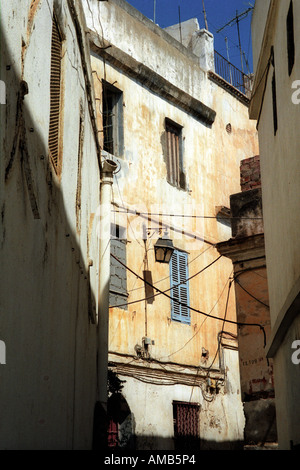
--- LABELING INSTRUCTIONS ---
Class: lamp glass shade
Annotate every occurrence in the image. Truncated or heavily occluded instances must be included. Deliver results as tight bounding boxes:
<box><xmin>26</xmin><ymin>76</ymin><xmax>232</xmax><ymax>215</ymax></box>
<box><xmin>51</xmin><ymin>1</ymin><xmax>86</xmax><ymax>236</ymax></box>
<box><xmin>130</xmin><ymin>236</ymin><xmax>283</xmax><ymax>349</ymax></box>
<box><xmin>154</xmin><ymin>237</ymin><xmax>174</xmax><ymax>263</ymax></box>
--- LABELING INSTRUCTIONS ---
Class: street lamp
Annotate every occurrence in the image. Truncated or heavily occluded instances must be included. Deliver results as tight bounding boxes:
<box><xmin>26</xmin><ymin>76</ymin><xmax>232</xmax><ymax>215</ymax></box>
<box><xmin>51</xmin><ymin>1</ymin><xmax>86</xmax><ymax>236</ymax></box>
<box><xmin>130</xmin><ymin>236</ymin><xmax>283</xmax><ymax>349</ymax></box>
<box><xmin>153</xmin><ymin>232</ymin><xmax>175</xmax><ymax>264</ymax></box>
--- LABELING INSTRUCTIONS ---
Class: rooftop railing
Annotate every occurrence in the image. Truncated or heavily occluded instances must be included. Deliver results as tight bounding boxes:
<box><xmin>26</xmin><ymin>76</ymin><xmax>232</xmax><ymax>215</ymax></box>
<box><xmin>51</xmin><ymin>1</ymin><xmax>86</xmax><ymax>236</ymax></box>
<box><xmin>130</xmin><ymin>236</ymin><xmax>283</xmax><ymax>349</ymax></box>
<box><xmin>214</xmin><ymin>50</ymin><xmax>252</xmax><ymax>97</ymax></box>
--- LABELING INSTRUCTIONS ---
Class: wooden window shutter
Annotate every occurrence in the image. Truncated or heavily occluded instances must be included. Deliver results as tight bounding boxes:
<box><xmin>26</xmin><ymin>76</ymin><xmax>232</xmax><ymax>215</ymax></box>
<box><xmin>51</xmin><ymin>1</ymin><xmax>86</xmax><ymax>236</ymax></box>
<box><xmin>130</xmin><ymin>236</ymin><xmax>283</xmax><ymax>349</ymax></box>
<box><xmin>170</xmin><ymin>251</ymin><xmax>190</xmax><ymax>324</ymax></box>
<box><xmin>48</xmin><ymin>13</ymin><xmax>62</xmax><ymax>172</ymax></box>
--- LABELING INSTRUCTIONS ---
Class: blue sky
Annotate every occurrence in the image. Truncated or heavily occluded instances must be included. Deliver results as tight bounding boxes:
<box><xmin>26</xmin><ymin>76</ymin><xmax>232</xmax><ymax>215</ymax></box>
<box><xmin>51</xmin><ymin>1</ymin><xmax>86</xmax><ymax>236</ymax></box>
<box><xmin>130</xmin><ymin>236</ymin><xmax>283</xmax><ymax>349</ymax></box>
<box><xmin>125</xmin><ymin>0</ymin><xmax>255</xmax><ymax>73</ymax></box>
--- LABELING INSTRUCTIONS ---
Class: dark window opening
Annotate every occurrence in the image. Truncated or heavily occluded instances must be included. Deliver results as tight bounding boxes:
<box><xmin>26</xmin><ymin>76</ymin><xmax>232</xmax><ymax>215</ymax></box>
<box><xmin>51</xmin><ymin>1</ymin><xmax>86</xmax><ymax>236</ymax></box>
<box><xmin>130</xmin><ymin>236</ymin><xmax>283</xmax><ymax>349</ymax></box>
<box><xmin>287</xmin><ymin>1</ymin><xmax>295</xmax><ymax>76</ymax></box>
<box><xmin>272</xmin><ymin>71</ymin><xmax>278</xmax><ymax>136</ymax></box>
<box><xmin>165</xmin><ymin>118</ymin><xmax>185</xmax><ymax>189</ymax></box>
<box><xmin>173</xmin><ymin>401</ymin><xmax>200</xmax><ymax>451</ymax></box>
<box><xmin>48</xmin><ymin>13</ymin><xmax>62</xmax><ymax>172</ymax></box>
<box><xmin>102</xmin><ymin>81</ymin><xmax>123</xmax><ymax>157</ymax></box>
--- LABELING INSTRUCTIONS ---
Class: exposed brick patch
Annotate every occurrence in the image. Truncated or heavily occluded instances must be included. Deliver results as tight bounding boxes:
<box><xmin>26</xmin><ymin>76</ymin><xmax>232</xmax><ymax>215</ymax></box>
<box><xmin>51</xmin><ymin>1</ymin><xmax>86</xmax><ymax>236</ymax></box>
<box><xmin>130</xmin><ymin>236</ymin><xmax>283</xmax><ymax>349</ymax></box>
<box><xmin>240</xmin><ymin>155</ymin><xmax>261</xmax><ymax>192</ymax></box>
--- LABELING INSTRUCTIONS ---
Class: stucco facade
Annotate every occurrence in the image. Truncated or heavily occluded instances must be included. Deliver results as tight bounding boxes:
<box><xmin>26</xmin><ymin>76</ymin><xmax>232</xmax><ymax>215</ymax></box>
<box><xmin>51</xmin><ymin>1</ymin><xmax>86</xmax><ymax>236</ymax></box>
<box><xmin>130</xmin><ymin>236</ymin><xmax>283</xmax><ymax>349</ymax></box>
<box><xmin>84</xmin><ymin>0</ymin><xmax>259</xmax><ymax>450</ymax></box>
<box><xmin>0</xmin><ymin>0</ymin><xmax>103</xmax><ymax>449</ymax></box>
<box><xmin>250</xmin><ymin>0</ymin><xmax>300</xmax><ymax>450</ymax></box>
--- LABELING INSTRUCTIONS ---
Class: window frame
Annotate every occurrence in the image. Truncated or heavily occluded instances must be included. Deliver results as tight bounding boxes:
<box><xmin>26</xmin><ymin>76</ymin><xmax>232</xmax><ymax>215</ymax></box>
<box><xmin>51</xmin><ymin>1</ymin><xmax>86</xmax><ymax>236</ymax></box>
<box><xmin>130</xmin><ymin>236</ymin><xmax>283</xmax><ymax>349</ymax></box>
<box><xmin>102</xmin><ymin>80</ymin><xmax>124</xmax><ymax>157</ymax></box>
<box><xmin>109</xmin><ymin>224</ymin><xmax>128</xmax><ymax>309</ymax></box>
<box><xmin>169</xmin><ymin>250</ymin><xmax>190</xmax><ymax>324</ymax></box>
<box><xmin>165</xmin><ymin>118</ymin><xmax>185</xmax><ymax>189</ymax></box>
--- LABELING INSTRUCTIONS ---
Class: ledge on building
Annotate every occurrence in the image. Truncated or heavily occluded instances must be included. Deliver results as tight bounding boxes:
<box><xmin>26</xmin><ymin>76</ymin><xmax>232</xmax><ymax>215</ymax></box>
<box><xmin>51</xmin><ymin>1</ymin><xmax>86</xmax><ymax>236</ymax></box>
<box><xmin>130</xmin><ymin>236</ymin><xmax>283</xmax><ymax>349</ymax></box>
<box><xmin>208</xmin><ymin>70</ymin><xmax>251</xmax><ymax>106</ymax></box>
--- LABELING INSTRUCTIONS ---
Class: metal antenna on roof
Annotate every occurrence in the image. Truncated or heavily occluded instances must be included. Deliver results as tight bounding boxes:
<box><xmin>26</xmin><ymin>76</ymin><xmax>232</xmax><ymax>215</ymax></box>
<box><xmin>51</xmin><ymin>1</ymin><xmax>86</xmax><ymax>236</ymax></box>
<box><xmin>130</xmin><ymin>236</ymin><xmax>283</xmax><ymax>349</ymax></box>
<box><xmin>225</xmin><ymin>37</ymin><xmax>233</xmax><ymax>85</ymax></box>
<box><xmin>217</xmin><ymin>7</ymin><xmax>253</xmax><ymax>73</ymax></box>
<box><xmin>202</xmin><ymin>0</ymin><xmax>208</xmax><ymax>30</ymax></box>
<box><xmin>178</xmin><ymin>6</ymin><xmax>182</xmax><ymax>44</ymax></box>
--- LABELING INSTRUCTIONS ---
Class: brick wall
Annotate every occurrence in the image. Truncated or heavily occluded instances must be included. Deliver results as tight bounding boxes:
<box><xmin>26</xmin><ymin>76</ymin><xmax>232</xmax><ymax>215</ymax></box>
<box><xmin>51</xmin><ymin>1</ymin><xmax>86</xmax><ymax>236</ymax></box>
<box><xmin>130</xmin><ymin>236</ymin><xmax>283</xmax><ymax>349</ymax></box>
<box><xmin>240</xmin><ymin>155</ymin><xmax>261</xmax><ymax>192</ymax></box>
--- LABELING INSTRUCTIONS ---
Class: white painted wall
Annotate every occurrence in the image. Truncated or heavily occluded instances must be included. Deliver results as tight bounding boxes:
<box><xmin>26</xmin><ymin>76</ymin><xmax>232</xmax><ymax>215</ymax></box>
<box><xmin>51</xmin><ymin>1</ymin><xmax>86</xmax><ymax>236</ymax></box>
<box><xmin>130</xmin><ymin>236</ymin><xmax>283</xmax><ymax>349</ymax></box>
<box><xmin>0</xmin><ymin>0</ymin><xmax>101</xmax><ymax>449</ymax></box>
<box><xmin>250</xmin><ymin>0</ymin><xmax>300</xmax><ymax>450</ymax></box>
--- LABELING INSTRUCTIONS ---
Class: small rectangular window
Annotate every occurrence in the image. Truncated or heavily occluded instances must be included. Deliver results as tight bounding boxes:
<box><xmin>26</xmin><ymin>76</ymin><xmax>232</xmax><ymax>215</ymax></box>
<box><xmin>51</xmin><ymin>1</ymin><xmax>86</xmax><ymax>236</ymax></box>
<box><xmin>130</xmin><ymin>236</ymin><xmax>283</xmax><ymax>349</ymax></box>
<box><xmin>165</xmin><ymin>118</ymin><xmax>185</xmax><ymax>189</ymax></box>
<box><xmin>170</xmin><ymin>250</ymin><xmax>190</xmax><ymax>324</ymax></box>
<box><xmin>287</xmin><ymin>1</ymin><xmax>295</xmax><ymax>76</ymax></box>
<box><xmin>272</xmin><ymin>71</ymin><xmax>278</xmax><ymax>136</ymax></box>
<box><xmin>102</xmin><ymin>81</ymin><xmax>124</xmax><ymax>157</ymax></box>
<box><xmin>48</xmin><ymin>13</ymin><xmax>63</xmax><ymax>173</ymax></box>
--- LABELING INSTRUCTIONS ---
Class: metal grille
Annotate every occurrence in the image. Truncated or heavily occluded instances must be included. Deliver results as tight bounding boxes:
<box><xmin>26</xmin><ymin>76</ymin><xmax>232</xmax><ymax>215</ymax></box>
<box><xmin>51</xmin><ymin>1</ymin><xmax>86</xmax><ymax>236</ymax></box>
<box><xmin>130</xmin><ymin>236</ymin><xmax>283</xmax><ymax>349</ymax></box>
<box><xmin>107</xmin><ymin>418</ymin><xmax>119</xmax><ymax>447</ymax></box>
<box><xmin>166</xmin><ymin>119</ymin><xmax>180</xmax><ymax>187</ymax></box>
<box><xmin>48</xmin><ymin>14</ymin><xmax>62</xmax><ymax>170</ymax></box>
<box><xmin>102</xmin><ymin>82</ymin><xmax>123</xmax><ymax>156</ymax></box>
<box><xmin>214</xmin><ymin>50</ymin><xmax>250</xmax><ymax>96</ymax></box>
<box><xmin>173</xmin><ymin>401</ymin><xmax>200</xmax><ymax>451</ymax></box>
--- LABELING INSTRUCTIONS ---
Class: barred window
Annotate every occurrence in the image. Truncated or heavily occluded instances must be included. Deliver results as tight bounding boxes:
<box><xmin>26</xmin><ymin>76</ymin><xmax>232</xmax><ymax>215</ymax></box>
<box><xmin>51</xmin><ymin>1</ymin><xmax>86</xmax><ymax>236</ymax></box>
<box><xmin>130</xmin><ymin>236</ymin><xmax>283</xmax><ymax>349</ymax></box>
<box><xmin>173</xmin><ymin>401</ymin><xmax>200</xmax><ymax>451</ymax></box>
<box><xmin>102</xmin><ymin>81</ymin><xmax>124</xmax><ymax>157</ymax></box>
<box><xmin>165</xmin><ymin>118</ymin><xmax>185</xmax><ymax>189</ymax></box>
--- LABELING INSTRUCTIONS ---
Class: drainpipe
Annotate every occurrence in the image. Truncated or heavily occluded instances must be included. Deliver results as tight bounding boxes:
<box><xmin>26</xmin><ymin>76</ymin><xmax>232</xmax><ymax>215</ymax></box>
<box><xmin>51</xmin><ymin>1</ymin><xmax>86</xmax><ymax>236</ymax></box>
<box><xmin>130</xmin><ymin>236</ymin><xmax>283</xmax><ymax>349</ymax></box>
<box><xmin>97</xmin><ymin>159</ymin><xmax>118</xmax><ymax>410</ymax></box>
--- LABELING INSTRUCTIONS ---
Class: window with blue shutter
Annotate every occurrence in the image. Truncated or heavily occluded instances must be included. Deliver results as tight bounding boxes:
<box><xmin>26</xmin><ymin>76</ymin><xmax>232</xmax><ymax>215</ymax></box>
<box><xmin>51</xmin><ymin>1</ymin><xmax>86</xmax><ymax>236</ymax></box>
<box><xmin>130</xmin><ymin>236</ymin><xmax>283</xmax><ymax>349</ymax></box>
<box><xmin>170</xmin><ymin>250</ymin><xmax>190</xmax><ymax>324</ymax></box>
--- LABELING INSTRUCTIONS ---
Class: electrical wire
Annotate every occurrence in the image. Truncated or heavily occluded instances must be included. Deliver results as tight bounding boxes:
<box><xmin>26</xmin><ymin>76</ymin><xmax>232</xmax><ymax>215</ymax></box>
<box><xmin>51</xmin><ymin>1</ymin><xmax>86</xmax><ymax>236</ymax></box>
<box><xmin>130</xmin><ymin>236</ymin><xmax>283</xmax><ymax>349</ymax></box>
<box><xmin>206</xmin><ymin>279</ymin><xmax>233</xmax><ymax>371</ymax></box>
<box><xmin>111</xmin><ymin>253</ymin><xmax>267</xmax><ymax>347</ymax></box>
<box><xmin>127</xmin><ymin>244</ymin><xmax>214</xmax><ymax>295</ymax></box>
<box><xmin>113</xmin><ymin>207</ymin><xmax>263</xmax><ymax>221</ymax></box>
<box><xmin>188</xmin><ymin>278</ymin><xmax>233</xmax><ymax>402</ymax></box>
<box><xmin>109</xmin><ymin>254</ymin><xmax>223</xmax><ymax>308</ymax></box>
<box><xmin>114</xmin><ymin>175</ymin><xmax>144</xmax><ymax>249</ymax></box>
<box><xmin>158</xmin><ymin>270</ymin><xmax>233</xmax><ymax>361</ymax></box>
<box><xmin>234</xmin><ymin>277</ymin><xmax>269</xmax><ymax>308</ymax></box>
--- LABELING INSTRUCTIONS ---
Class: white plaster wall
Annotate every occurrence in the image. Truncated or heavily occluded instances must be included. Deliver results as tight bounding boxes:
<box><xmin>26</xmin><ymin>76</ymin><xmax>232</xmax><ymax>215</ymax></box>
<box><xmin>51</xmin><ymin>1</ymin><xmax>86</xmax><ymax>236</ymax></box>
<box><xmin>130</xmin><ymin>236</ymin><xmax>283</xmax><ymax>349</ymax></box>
<box><xmin>251</xmin><ymin>0</ymin><xmax>300</xmax><ymax>449</ymax></box>
<box><xmin>0</xmin><ymin>0</ymin><xmax>100</xmax><ymax>449</ymax></box>
<box><xmin>84</xmin><ymin>0</ymin><xmax>208</xmax><ymax>103</ymax></box>
<box><xmin>251</xmin><ymin>0</ymin><xmax>272</xmax><ymax>74</ymax></box>
<box><xmin>116</xmin><ymin>348</ymin><xmax>244</xmax><ymax>450</ymax></box>
<box><xmin>254</xmin><ymin>0</ymin><xmax>300</xmax><ymax>325</ymax></box>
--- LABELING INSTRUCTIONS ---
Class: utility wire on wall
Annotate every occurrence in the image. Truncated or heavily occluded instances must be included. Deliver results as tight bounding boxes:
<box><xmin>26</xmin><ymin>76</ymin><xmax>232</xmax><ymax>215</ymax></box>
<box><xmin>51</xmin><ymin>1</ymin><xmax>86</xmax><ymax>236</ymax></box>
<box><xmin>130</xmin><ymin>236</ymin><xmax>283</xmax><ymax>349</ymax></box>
<box><xmin>111</xmin><ymin>253</ymin><xmax>267</xmax><ymax>347</ymax></box>
<box><xmin>109</xmin><ymin>254</ymin><xmax>223</xmax><ymax>308</ymax></box>
<box><xmin>113</xmin><ymin>207</ymin><xmax>263</xmax><ymax>221</ymax></box>
<box><xmin>161</xmin><ymin>270</ymin><xmax>233</xmax><ymax>361</ymax></box>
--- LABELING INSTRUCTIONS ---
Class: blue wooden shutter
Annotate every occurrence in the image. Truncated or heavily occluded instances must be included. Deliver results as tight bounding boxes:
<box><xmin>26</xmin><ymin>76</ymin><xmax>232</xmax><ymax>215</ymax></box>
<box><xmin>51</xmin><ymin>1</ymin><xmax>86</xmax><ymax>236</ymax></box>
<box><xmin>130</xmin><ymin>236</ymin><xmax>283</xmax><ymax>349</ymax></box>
<box><xmin>170</xmin><ymin>251</ymin><xmax>190</xmax><ymax>324</ymax></box>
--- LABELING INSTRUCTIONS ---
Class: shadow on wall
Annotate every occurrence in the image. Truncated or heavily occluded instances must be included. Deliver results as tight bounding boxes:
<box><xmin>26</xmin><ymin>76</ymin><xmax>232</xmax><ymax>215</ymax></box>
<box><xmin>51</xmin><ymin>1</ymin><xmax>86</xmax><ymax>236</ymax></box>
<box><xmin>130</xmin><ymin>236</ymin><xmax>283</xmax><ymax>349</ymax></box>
<box><xmin>0</xmin><ymin>20</ymin><xmax>101</xmax><ymax>449</ymax></box>
<box><xmin>94</xmin><ymin>392</ymin><xmax>244</xmax><ymax>452</ymax></box>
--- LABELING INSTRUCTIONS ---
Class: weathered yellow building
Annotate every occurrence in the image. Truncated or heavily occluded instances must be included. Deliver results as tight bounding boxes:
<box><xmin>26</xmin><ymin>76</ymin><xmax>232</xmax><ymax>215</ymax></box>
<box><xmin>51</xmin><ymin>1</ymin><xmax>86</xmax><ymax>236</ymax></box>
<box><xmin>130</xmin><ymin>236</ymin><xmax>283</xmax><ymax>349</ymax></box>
<box><xmin>85</xmin><ymin>0</ymin><xmax>259</xmax><ymax>450</ymax></box>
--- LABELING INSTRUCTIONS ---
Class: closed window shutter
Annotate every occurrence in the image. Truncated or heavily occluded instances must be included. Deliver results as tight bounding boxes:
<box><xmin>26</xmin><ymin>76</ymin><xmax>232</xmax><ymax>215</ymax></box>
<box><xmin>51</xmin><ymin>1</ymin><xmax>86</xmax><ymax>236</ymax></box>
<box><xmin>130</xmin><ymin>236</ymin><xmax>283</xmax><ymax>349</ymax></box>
<box><xmin>170</xmin><ymin>251</ymin><xmax>190</xmax><ymax>324</ymax></box>
<box><xmin>48</xmin><ymin>14</ymin><xmax>62</xmax><ymax>171</ymax></box>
